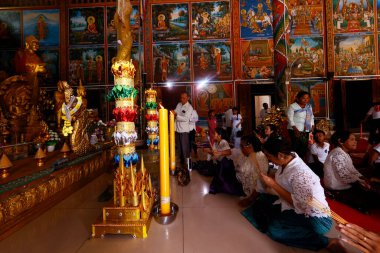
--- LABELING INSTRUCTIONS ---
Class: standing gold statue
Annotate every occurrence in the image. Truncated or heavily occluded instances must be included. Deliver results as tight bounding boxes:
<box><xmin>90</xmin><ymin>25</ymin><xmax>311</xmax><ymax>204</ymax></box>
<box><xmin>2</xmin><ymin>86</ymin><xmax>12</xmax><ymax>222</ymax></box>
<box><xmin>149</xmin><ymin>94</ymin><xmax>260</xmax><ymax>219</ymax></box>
<box><xmin>114</xmin><ymin>0</ymin><xmax>133</xmax><ymax>61</ymax></box>
<box><xmin>61</xmin><ymin>81</ymin><xmax>92</xmax><ymax>156</ymax></box>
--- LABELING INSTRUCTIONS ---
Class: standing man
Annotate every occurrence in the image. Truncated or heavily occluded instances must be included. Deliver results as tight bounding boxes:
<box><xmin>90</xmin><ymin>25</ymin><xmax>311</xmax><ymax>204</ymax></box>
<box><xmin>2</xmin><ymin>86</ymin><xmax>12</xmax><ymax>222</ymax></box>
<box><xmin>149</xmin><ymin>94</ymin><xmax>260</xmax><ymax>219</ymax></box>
<box><xmin>224</xmin><ymin>106</ymin><xmax>233</xmax><ymax>141</ymax></box>
<box><xmin>173</xmin><ymin>92</ymin><xmax>193</xmax><ymax>165</ymax></box>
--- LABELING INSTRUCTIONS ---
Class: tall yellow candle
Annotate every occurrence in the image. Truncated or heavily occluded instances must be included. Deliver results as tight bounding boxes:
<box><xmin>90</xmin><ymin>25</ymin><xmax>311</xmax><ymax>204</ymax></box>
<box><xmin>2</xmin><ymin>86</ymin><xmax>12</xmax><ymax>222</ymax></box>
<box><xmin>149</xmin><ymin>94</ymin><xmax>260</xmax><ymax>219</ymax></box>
<box><xmin>169</xmin><ymin>111</ymin><xmax>176</xmax><ymax>172</ymax></box>
<box><xmin>159</xmin><ymin>108</ymin><xmax>170</xmax><ymax>215</ymax></box>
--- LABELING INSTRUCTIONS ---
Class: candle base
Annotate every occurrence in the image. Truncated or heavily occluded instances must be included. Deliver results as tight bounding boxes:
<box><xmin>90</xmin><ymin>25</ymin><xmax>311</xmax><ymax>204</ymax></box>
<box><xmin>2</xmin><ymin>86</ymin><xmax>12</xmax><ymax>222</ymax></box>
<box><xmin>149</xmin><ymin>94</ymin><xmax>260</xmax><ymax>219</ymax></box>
<box><xmin>152</xmin><ymin>202</ymin><xmax>179</xmax><ymax>225</ymax></box>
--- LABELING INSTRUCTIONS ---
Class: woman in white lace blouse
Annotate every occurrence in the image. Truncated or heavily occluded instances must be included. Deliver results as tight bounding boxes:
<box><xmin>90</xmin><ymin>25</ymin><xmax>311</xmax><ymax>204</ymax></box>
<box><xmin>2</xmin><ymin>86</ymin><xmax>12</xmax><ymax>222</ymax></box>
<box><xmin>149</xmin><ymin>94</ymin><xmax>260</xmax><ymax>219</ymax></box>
<box><xmin>323</xmin><ymin>131</ymin><xmax>375</xmax><ymax>213</ymax></box>
<box><xmin>242</xmin><ymin>138</ymin><xmax>344</xmax><ymax>252</ymax></box>
<box><xmin>235</xmin><ymin>135</ymin><xmax>268</xmax><ymax>207</ymax></box>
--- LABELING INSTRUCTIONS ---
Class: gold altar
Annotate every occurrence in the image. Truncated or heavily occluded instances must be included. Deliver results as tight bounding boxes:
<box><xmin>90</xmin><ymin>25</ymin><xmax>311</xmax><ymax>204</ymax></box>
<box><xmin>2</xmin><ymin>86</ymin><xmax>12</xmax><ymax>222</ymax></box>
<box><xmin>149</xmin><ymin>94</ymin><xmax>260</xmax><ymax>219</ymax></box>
<box><xmin>0</xmin><ymin>144</ymin><xmax>114</xmax><ymax>240</ymax></box>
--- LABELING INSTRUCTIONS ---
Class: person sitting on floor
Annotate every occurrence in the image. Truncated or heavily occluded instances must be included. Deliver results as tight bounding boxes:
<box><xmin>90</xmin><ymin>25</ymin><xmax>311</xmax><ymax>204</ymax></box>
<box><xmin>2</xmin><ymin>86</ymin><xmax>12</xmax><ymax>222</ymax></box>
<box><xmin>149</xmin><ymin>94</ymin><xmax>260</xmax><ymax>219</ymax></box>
<box><xmin>256</xmin><ymin>124</ymin><xmax>280</xmax><ymax>144</ymax></box>
<box><xmin>368</xmin><ymin>136</ymin><xmax>380</xmax><ymax>179</ymax></box>
<box><xmin>202</xmin><ymin>127</ymin><xmax>245</xmax><ymax>196</ymax></box>
<box><xmin>235</xmin><ymin>135</ymin><xmax>269</xmax><ymax>207</ymax></box>
<box><xmin>323</xmin><ymin>130</ymin><xmax>378</xmax><ymax>213</ymax></box>
<box><xmin>307</xmin><ymin>129</ymin><xmax>330</xmax><ymax>178</ymax></box>
<box><xmin>242</xmin><ymin>138</ymin><xmax>346</xmax><ymax>252</ymax></box>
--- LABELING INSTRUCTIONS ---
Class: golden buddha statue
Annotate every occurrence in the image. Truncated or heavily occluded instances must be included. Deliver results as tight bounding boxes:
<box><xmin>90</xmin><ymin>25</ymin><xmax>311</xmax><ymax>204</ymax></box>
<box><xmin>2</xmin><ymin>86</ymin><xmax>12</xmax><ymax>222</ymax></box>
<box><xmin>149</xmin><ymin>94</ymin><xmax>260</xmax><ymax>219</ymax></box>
<box><xmin>15</xmin><ymin>35</ymin><xmax>46</xmax><ymax>75</ymax></box>
<box><xmin>60</xmin><ymin>81</ymin><xmax>92</xmax><ymax>156</ymax></box>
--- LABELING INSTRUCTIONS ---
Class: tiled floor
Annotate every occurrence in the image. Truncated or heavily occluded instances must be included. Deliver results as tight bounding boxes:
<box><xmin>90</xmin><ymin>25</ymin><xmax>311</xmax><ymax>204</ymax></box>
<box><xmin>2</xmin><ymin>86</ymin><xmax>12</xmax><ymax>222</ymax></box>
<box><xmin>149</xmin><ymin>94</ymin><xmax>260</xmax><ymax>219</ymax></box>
<box><xmin>0</xmin><ymin>161</ymin><xmax>360</xmax><ymax>253</ymax></box>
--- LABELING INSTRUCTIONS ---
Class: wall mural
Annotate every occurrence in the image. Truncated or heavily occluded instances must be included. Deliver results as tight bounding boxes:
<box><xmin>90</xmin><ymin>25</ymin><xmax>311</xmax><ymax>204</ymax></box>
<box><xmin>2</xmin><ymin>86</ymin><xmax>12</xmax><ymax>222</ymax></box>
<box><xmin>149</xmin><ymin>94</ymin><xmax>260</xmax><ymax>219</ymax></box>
<box><xmin>23</xmin><ymin>9</ymin><xmax>60</xmax><ymax>47</ymax></box>
<box><xmin>240</xmin><ymin>0</ymin><xmax>273</xmax><ymax>39</ymax></box>
<box><xmin>40</xmin><ymin>49</ymin><xmax>59</xmax><ymax>84</ymax></box>
<box><xmin>0</xmin><ymin>11</ymin><xmax>21</xmax><ymax>48</ymax></box>
<box><xmin>194</xmin><ymin>83</ymin><xmax>234</xmax><ymax>119</ymax></box>
<box><xmin>288</xmin><ymin>1</ymin><xmax>323</xmax><ymax>36</ymax></box>
<box><xmin>288</xmin><ymin>79</ymin><xmax>326</xmax><ymax>118</ymax></box>
<box><xmin>0</xmin><ymin>50</ymin><xmax>16</xmax><ymax>77</ymax></box>
<box><xmin>288</xmin><ymin>36</ymin><xmax>324</xmax><ymax>77</ymax></box>
<box><xmin>69</xmin><ymin>47</ymin><xmax>104</xmax><ymax>85</ymax></box>
<box><xmin>241</xmin><ymin>39</ymin><xmax>274</xmax><ymax>79</ymax></box>
<box><xmin>153</xmin><ymin>43</ymin><xmax>190</xmax><ymax>83</ymax></box>
<box><xmin>69</xmin><ymin>7</ymin><xmax>104</xmax><ymax>45</ymax></box>
<box><xmin>193</xmin><ymin>41</ymin><xmax>232</xmax><ymax>81</ymax></box>
<box><xmin>334</xmin><ymin>34</ymin><xmax>375</xmax><ymax>76</ymax></box>
<box><xmin>192</xmin><ymin>1</ymin><xmax>230</xmax><ymax>40</ymax></box>
<box><xmin>107</xmin><ymin>6</ymin><xmax>140</xmax><ymax>45</ymax></box>
<box><xmin>332</xmin><ymin>0</ymin><xmax>374</xmax><ymax>33</ymax></box>
<box><xmin>152</xmin><ymin>3</ymin><xmax>189</xmax><ymax>42</ymax></box>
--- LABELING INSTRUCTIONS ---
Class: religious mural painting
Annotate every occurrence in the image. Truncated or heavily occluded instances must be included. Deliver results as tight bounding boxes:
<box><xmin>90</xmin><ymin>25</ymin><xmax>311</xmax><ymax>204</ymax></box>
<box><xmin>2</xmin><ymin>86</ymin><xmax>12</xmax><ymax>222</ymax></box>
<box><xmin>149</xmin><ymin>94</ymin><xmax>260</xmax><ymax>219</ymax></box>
<box><xmin>193</xmin><ymin>42</ymin><xmax>232</xmax><ymax>81</ymax></box>
<box><xmin>287</xmin><ymin>0</ymin><xmax>323</xmax><ymax>36</ymax></box>
<box><xmin>69</xmin><ymin>47</ymin><xmax>104</xmax><ymax>85</ymax></box>
<box><xmin>241</xmin><ymin>39</ymin><xmax>274</xmax><ymax>79</ymax></box>
<box><xmin>288</xmin><ymin>79</ymin><xmax>326</xmax><ymax>118</ymax></box>
<box><xmin>192</xmin><ymin>1</ymin><xmax>231</xmax><ymax>40</ymax></box>
<box><xmin>288</xmin><ymin>36</ymin><xmax>324</xmax><ymax>78</ymax></box>
<box><xmin>69</xmin><ymin>7</ymin><xmax>104</xmax><ymax>45</ymax></box>
<box><xmin>240</xmin><ymin>0</ymin><xmax>273</xmax><ymax>39</ymax></box>
<box><xmin>40</xmin><ymin>49</ymin><xmax>59</xmax><ymax>84</ymax></box>
<box><xmin>23</xmin><ymin>9</ymin><xmax>60</xmax><ymax>47</ymax></box>
<box><xmin>0</xmin><ymin>50</ymin><xmax>16</xmax><ymax>77</ymax></box>
<box><xmin>152</xmin><ymin>3</ymin><xmax>189</xmax><ymax>42</ymax></box>
<box><xmin>108</xmin><ymin>45</ymin><xmax>141</xmax><ymax>83</ymax></box>
<box><xmin>334</xmin><ymin>34</ymin><xmax>375</xmax><ymax>76</ymax></box>
<box><xmin>107</xmin><ymin>6</ymin><xmax>140</xmax><ymax>45</ymax></box>
<box><xmin>0</xmin><ymin>11</ymin><xmax>21</xmax><ymax>48</ymax></box>
<box><xmin>194</xmin><ymin>83</ymin><xmax>234</xmax><ymax>120</ymax></box>
<box><xmin>332</xmin><ymin>0</ymin><xmax>374</xmax><ymax>33</ymax></box>
<box><xmin>153</xmin><ymin>43</ymin><xmax>190</xmax><ymax>83</ymax></box>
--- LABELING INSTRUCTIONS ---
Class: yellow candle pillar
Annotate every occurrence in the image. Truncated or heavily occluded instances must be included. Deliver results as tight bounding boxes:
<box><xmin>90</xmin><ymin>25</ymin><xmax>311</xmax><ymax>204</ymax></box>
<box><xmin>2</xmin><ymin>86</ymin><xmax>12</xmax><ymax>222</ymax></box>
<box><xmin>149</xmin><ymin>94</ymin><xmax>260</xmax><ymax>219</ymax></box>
<box><xmin>159</xmin><ymin>108</ymin><xmax>170</xmax><ymax>215</ymax></box>
<box><xmin>169</xmin><ymin>111</ymin><xmax>176</xmax><ymax>172</ymax></box>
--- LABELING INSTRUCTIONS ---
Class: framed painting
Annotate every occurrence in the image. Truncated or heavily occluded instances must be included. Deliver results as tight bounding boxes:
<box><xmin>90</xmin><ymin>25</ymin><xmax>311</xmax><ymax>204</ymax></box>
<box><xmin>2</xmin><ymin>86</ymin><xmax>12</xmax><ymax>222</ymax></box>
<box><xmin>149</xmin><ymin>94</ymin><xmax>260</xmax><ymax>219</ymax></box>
<box><xmin>288</xmin><ymin>36</ymin><xmax>324</xmax><ymax>78</ymax></box>
<box><xmin>153</xmin><ymin>43</ymin><xmax>190</xmax><ymax>83</ymax></box>
<box><xmin>0</xmin><ymin>11</ymin><xmax>21</xmax><ymax>48</ymax></box>
<box><xmin>23</xmin><ymin>9</ymin><xmax>60</xmax><ymax>47</ymax></box>
<box><xmin>332</xmin><ymin>0</ymin><xmax>374</xmax><ymax>33</ymax></box>
<box><xmin>194</xmin><ymin>83</ymin><xmax>234</xmax><ymax>119</ymax></box>
<box><xmin>107</xmin><ymin>6</ymin><xmax>140</xmax><ymax>45</ymax></box>
<box><xmin>334</xmin><ymin>34</ymin><xmax>375</xmax><ymax>76</ymax></box>
<box><xmin>288</xmin><ymin>2</ymin><xmax>323</xmax><ymax>36</ymax></box>
<box><xmin>69</xmin><ymin>7</ymin><xmax>104</xmax><ymax>45</ymax></box>
<box><xmin>0</xmin><ymin>50</ymin><xmax>16</xmax><ymax>78</ymax></box>
<box><xmin>240</xmin><ymin>0</ymin><xmax>273</xmax><ymax>39</ymax></box>
<box><xmin>152</xmin><ymin>3</ymin><xmax>189</xmax><ymax>42</ymax></box>
<box><xmin>193</xmin><ymin>42</ymin><xmax>232</xmax><ymax>81</ymax></box>
<box><xmin>287</xmin><ymin>79</ymin><xmax>326</xmax><ymax>118</ymax></box>
<box><xmin>241</xmin><ymin>39</ymin><xmax>274</xmax><ymax>79</ymax></box>
<box><xmin>40</xmin><ymin>49</ymin><xmax>59</xmax><ymax>84</ymax></box>
<box><xmin>192</xmin><ymin>1</ymin><xmax>230</xmax><ymax>40</ymax></box>
<box><xmin>69</xmin><ymin>47</ymin><xmax>104</xmax><ymax>85</ymax></box>
<box><xmin>108</xmin><ymin>45</ymin><xmax>142</xmax><ymax>83</ymax></box>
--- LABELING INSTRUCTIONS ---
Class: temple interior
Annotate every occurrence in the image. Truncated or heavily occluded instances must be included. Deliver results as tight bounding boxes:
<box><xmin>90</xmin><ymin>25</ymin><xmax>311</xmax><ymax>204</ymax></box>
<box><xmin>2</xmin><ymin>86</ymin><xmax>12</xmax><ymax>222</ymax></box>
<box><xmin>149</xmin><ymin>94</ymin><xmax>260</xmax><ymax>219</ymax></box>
<box><xmin>0</xmin><ymin>0</ymin><xmax>380</xmax><ymax>253</ymax></box>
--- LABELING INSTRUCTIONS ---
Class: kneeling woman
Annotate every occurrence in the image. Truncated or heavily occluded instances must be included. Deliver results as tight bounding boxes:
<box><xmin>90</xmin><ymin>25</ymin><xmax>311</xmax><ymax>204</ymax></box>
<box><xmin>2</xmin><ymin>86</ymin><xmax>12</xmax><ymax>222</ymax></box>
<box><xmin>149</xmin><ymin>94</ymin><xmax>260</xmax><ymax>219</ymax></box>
<box><xmin>244</xmin><ymin>138</ymin><xmax>343</xmax><ymax>251</ymax></box>
<box><xmin>205</xmin><ymin>127</ymin><xmax>244</xmax><ymax>196</ymax></box>
<box><xmin>323</xmin><ymin>131</ymin><xmax>375</xmax><ymax>213</ymax></box>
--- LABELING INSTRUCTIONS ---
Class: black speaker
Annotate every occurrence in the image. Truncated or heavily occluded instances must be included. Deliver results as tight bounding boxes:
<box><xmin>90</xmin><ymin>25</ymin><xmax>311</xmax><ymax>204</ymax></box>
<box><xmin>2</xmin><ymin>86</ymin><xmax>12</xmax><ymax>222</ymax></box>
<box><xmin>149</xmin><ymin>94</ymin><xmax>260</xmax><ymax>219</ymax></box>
<box><xmin>327</xmin><ymin>71</ymin><xmax>334</xmax><ymax>80</ymax></box>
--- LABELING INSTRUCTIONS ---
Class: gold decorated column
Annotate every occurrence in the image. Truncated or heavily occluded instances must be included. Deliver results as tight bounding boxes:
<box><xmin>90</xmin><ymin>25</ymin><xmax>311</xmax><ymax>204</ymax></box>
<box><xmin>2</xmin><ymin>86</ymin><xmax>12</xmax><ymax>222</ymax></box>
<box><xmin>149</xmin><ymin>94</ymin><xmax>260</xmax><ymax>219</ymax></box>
<box><xmin>169</xmin><ymin>111</ymin><xmax>176</xmax><ymax>173</ymax></box>
<box><xmin>159</xmin><ymin>107</ymin><xmax>170</xmax><ymax>215</ymax></box>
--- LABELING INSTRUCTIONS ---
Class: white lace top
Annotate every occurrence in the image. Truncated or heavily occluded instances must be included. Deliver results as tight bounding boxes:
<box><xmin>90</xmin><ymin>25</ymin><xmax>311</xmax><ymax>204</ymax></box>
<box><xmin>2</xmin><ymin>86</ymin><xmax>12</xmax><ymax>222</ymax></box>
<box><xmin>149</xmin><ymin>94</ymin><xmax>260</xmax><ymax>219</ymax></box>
<box><xmin>323</xmin><ymin>147</ymin><xmax>362</xmax><ymax>190</ymax></box>
<box><xmin>275</xmin><ymin>153</ymin><xmax>329</xmax><ymax>218</ymax></box>
<box><xmin>235</xmin><ymin>151</ymin><xmax>269</xmax><ymax>196</ymax></box>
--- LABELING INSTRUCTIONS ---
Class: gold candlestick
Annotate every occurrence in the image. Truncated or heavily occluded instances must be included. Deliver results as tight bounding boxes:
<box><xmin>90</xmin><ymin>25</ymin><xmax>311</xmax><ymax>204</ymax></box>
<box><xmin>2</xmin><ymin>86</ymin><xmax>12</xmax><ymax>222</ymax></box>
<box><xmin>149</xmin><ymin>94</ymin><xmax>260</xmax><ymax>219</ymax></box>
<box><xmin>0</xmin><ymin>153</ymin><xmax>12</xmax><ymax>179</ymax></box>
<box><xmin>35</xmin><ymin>147</ymin><xmax>46</xmax><ymax>167</ymax></box>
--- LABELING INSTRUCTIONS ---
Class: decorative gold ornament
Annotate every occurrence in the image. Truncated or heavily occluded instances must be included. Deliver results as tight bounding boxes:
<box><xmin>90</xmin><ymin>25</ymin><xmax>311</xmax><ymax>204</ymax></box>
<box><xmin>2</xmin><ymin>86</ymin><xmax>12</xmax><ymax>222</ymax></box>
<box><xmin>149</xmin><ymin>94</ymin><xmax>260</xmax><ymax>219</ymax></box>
<box><xmin>34</xmin><ymin>147</ymin><xmax>46</xmax><ymax>167</ymax></box>
<box><xmin>60</xmin><ymin>142</ymin><xmax>71</xmax><ymax>158</ymax></box>
<box><xmin>0</xmin><ymin>153</ymin><xmax>12</xmax><ymax>178</ymax></box>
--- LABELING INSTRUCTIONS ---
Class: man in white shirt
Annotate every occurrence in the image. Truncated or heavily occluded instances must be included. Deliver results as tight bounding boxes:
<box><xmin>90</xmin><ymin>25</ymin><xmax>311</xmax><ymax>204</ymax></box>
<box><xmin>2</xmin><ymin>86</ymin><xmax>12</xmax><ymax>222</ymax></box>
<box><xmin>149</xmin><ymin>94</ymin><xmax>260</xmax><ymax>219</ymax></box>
<box><xmin>259</xmin><ymin>103</ymin><xmax>269</xmax><ymax>122</ymax></box>
<box><xmin>189</xmin><ymin>109</ymin><xmax>198</xmax><ymax>156</ymax></box>
<box><xmin>224</xmin><ymin>107</ymin><xmax>233</xmax><ymax>140</ymax></box>
<box><xmin>173</xmin><ymin>92</ymin><xmax>193</xmax><ymax>165</ymax></box>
